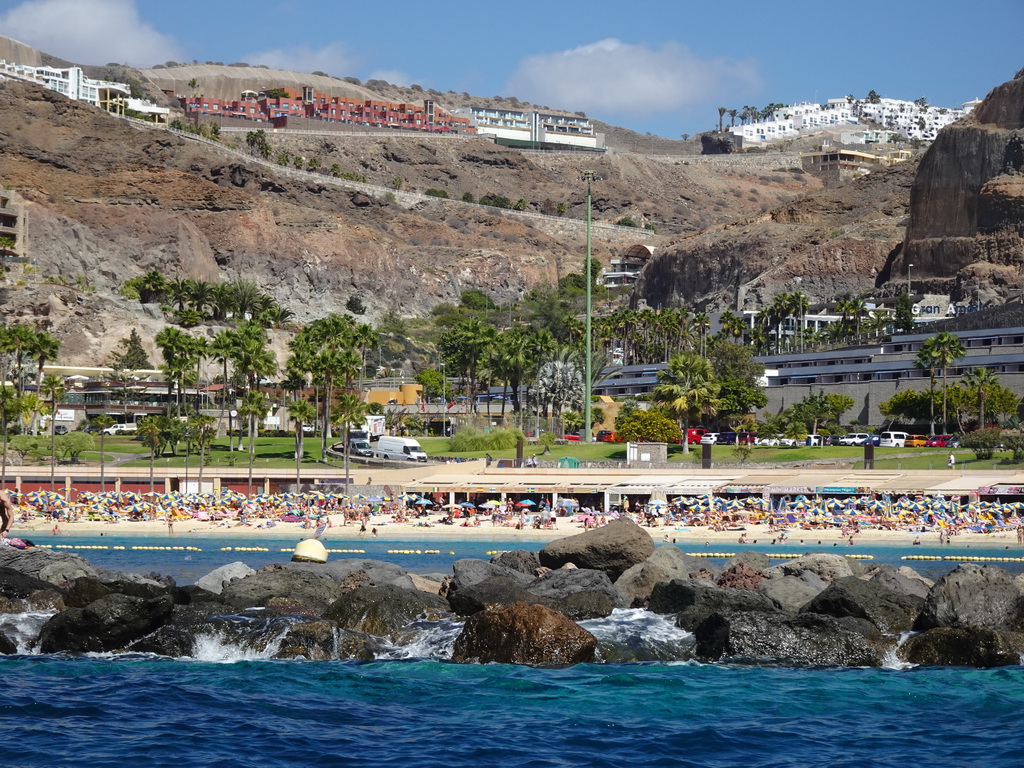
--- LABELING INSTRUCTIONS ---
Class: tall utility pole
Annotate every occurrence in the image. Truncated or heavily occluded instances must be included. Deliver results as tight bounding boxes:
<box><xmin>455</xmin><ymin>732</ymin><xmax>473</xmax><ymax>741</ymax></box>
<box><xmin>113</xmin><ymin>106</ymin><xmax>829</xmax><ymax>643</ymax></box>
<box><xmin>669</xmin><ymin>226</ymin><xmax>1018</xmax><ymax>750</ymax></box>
<box><xmin>583</xmin><ymin>170</ymin><xmax>595</xmax><ymax>444</ymax></box>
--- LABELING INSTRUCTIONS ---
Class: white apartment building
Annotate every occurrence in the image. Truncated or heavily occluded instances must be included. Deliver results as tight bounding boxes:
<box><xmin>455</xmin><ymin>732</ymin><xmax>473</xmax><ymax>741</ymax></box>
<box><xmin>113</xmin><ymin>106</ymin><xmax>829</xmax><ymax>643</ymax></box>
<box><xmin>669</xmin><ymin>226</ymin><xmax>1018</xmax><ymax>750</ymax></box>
<box><xmin>0</xmin><ymin>59</ymin><xmax>168</xmax><ymax>123</ymax></box>
<box><xmin>454</xmin><ymin>106</ymin><xmax>601</xmax><ymax>149</ymax></box>
<box><xmin>730</xmin><ymin>94</ymin><xmax>973</xmax><ymax>147</ymax></box>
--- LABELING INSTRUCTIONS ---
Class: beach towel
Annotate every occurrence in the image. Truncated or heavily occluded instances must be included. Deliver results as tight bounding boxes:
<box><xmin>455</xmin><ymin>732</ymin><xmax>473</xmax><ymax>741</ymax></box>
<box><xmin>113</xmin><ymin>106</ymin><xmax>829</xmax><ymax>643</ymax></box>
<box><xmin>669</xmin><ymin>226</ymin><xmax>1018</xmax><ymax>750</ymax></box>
<box><xmin>314</xmin><ymin>521</ymin><xmax>329</xmax><ymax>539</ymax></box>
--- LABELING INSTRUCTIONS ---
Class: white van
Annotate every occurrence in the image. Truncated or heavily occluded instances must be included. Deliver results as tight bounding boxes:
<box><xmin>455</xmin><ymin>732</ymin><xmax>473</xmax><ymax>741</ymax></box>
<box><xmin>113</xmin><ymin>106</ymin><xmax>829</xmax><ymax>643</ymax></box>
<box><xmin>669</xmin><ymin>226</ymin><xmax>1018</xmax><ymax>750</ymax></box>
<box><xmin>879</xmin><ymin>431</ymin><xmax>909</xmax><ymax>448</ymax></box>
<box><xmin>376</xmin><ymin>436</ymin><xmax>428</xmax><ymax>462</ymax></box>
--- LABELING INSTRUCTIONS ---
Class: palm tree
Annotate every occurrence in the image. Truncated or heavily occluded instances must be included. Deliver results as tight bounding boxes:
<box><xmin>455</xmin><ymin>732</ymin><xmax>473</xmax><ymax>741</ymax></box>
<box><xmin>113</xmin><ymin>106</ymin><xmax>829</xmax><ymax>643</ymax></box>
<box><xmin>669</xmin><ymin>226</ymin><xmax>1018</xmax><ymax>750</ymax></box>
<box><xmin>238</xmin><ymin>390</ymin><xmax>269</xmax><ymax>495</ymax></box>
<box><xmin>40</xmin><ymin>375</ymin><xmax>67</xmax><ymax>492</ymax></box>
<box><xmin>717</xmin><ymin>106</ymin><xmax>727</xmax><ymax>132</ymax></box>
<box><xmin>334</xmin><ymin>393</ymin><xmax>368</xmax><ymax>494</ymax></box>
<box><xmin>189</xmin><ymin>413</ymin><xmax>216</xmax><ymax>491</ymax></box>
<box><xmin>921</xmin><ymin>332</ymin><xmax>966</xmax><ymax>431</ymax></box>
<box><xmin>92</xmin><ymin>414</ymin><xmax>115</xmax><ymax>493</ymax></box>
<box><xmin>962</xmin><ymin>367</ymin><xmax>1000</xmax><ymax>429</ymax></box>
<box><xmin>654</xmin><ymin>352</ymin><xmax>721</xmax><ymax>455</ymax></box>
<box><xmin>288</xmin><ymin>399</ymin><xmax>316</xmax><ymax>487</ymax></box>
<box><xmin>0</xmin><ymin>385</ymin><xmax>21</xmax><ymax>489</ymax></box>
<box><xmin>137</xmin><ymin>415</ymin><xmax>164</xmax><ymax>493</ymax></box>
<box><xmin>914</xmin><ymin>345</ymin><xmax>940</xmax><ymax>435</ymax></box>
<box><xmin>790</xmin><ymin>292</ymin><xmax>810</xmax><ymax>351</ymax></box>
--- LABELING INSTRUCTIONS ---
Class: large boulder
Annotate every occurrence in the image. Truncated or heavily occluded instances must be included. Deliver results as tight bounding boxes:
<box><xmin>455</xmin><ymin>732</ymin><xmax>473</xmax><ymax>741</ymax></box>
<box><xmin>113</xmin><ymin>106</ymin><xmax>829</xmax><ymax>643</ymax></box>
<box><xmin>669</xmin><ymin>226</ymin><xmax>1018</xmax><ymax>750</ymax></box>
<box><xmin>527</xmin><ymin>569</ymin><xmax>629</xmax><ymax>609</ymax></box>
<box><xmin>538</xmin><ymin>518</ymin><xmax>654</xmax><ymax>579</ymax></box>
<box><xmin>765</xmin><ymin>553</ymin><xmax>856</xmax><ymax>583</ymax></box>
<box><xmin>917</xmin><ymin>564</ymin><xmax>1024</xmax><ymax>631</ymax></box>
<box><xmin>195</xmin><ymin>561</ymin><xmax>255</xmax><ymax>595</ymax></box>
<box><xmin>0</xmin><ymin>632</ymin><xmax>15</xmax><ymax>654</ymax></box>
<box><xmin>0</xmin><ymin>547</ymin><xmax>97</xmax><ymax>586</ymax></box>
<box><xmin>868</xmin><ymin>564</ymin><xmax>931</xmax><ymax>601</ymax></box>
<box><xmin>490</xmin><ymin>550</ymin><xmax>542</xmax><ymax>575</ymax></box>
<box><xmin>0</xmin><ymin>567</ymin><xmax>63</xmax><ymax>612</ymax></box>
<box><xmin>0</xmin><ymin>567</ymin><xmax>58</xmax><ymax>599</ymax></box>
<box><xmin>220</xmin><ymin>567</ymin><xmax>342</xmax><ymax>612</ymax></box>
<box><xmin>286</xmin><ymin>559</ymin><xmax>415</xmax><ymax>590</ymax></box>
<box><xmin>447</xmin><ymin>576</ymin><xmax>547</xmax><ymax>616</ymax></box>
<box><xmin>323</xmin><ymin>584</ymin><xmax>449</xmax><ymax>636</ymax></box>
<box><xmin>649</xmin><ymin>579</ymin><xmax>779</xmax><ymax>630</ymax></box>
<box><xmin>900</xmin><ymin>627</ymin><xmax>1024</xmax><ymax>667</ymax></box>
<box><xmin>724</xmin><ymin>551</ymin><xmax>771</xmax><ymax>572</ymax></box>
<box><xmin>757</xmin><ymin>575</ymin><xmax>822</xmax><ymax>615</ymax></box>
<box><xmin>615</xmin><ymin>546</ymin><xmax>716</xmax><ymax>603</ymax></box>
<box><xmin>274</xmin><ymin>621</ymin><xmax>378</xmax><ymax>661</ymax></box>
<box><xmin>693</xmin><ymin>611</ymin><xmax>886</xmax><ymax>667</ymax></box>
<box><xmin>38</xmin><ymin>594</ymin><xmax>175</xmax><ymax>653</ymax></box>
<box><xmin>451</xmin><ymin>601</ymin><xmax>597</xmax><ymax>665</ymax></box>
<box><xmin>449</xmin><ymin>559</ymin><xmax>533</xmax><ymax>593</ymax></box>
<box><xmin>801</xmin><ymin>576</ymin><xmax>921</xmax><ymax>633</ymax></box>
<box><xmin>717</xmin><ymin>562</ymin><xmax>767</xmax><ymax>591</ymax></box>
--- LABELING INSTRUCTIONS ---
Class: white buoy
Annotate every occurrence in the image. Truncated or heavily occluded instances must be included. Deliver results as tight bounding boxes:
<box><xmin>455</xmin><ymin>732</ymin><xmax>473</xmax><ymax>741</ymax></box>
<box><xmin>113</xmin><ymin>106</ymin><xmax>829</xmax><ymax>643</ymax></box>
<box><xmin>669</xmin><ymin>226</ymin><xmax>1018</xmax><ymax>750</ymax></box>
<box><xmin>292</xmin><ymin>539</ymin><xmax>328</xmax><ymax>563</ymax></box>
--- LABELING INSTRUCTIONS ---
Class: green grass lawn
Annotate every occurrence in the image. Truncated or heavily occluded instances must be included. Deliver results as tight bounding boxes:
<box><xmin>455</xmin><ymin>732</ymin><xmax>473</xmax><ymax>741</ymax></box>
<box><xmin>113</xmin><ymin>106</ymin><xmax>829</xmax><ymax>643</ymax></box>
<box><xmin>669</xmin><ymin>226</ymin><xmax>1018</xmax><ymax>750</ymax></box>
<box><xmin>117</xmin><ymin>437</ymin><xmax>330</xmax><ymax>470</ymax></box>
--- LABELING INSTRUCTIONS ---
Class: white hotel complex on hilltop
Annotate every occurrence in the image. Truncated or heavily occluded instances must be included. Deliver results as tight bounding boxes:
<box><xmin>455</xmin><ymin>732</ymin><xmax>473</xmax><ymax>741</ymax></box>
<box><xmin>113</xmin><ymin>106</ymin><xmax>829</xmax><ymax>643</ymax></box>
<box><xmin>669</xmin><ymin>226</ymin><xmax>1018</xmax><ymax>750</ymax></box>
<box><xmin>452</xmin><ymin>106</ymin><xmax>602</xmax><ymax>150</ymax></box>
<box><xmin>0</xmin><ymin>60</ymin><xmax>169</xmax><ymax>123</ymax></box>
<box><xmin>730</xmin><ymin>94</ymin><xmax>978</xmax><ymax>147</ymax></box>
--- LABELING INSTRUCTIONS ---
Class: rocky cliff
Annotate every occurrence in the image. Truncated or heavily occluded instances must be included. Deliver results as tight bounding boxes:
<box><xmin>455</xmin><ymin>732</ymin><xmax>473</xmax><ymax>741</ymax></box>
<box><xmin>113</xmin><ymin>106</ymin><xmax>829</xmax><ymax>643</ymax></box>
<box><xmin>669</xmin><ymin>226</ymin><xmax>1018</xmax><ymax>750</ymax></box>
<box><xmin>898</xmin><ymin>68</ymin><xmax>1024</xmax><ymax>305</ymax></box>
<box><xmin>631</xmin><ymin>161</ymin><xmax>915</xmax><ymax>312</ymax></box>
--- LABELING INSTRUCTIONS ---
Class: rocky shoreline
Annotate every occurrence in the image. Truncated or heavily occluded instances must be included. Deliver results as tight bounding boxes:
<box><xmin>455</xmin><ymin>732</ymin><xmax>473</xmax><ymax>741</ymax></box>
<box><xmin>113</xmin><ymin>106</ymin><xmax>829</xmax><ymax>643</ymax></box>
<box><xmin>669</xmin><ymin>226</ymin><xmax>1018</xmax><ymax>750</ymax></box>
<box><xmin>2</xmin><ymin>519</ymin><xmax>1023</xmax><ymax>667</ymax></box>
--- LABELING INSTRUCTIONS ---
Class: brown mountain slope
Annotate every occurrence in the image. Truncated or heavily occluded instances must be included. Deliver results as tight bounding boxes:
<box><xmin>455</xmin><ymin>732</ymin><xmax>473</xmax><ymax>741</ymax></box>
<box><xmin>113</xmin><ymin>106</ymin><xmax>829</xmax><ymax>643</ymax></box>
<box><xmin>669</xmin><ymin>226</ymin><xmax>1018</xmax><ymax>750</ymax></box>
<box><xmin>631</xmin><ymin>160</ymin><xmax>916</xmax><ymax>312</ymax></box>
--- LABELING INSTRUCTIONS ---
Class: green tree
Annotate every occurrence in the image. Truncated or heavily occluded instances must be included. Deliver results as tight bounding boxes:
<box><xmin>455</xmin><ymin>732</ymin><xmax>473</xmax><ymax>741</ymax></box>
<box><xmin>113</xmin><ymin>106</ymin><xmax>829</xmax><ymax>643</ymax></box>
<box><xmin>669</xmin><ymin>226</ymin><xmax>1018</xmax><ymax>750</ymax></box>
<box><xmin>91</xmin><ymin>414</ymin><xmax>116</xmax><ymax>492</ymax></box>
<box><xmin>921</xmin><ymin>332</ymin><xmax>965</xmax><ymax>431</ymax></box>
<box><xmin>0</xmin><ymin>385</ymin><xmax>22</xmax><ymax>487</ymax></box>
<box><xmin>416</xmin><ymin>368</ymin><xmax>451</xmax><ymax>402</ymax></box>
<box><xmin>615</xmin><ymin>409</ymin><xmax>680</xmax><ymax>443</ymax></box>
<box><xmin>56</xmin><ymin>431</ymin><xmax>93</xmax><ymax>464</ymax></box>
<box><xmin>346</xmin><ymin>295</ymin><xmax>366</xmax><ymax>315</ymax></box>
<box><xmin>334</xmin><ymin>392</ymin><xmax>368</xmax><ymax>492</ymax></box>
<box><xmin>137</xmin><ymin>415</ymin><xmax>165</xmax><ymax>493</ymax></box>
<box><xmin>961</xmin><ymin>367</ymin><xmax>1000</xmax><ymax>429</ymax></box>
<box><xmin>288</xmin><ymin>399</ymin><xmax>316</xmax><ymax>487</ymax></box>
<box><xmin>653</xmin><ymin>352</ymin><xmax>721</xmax><ymax>455</ymax></box>
<box><xmin>894</xmin><ymin>292</ymin><xmax>916</xmax><ymax>333</ymax></box>
<box><xmin>39</xmin><ymin>374</ymin><xmax>67</xmax><ymax>491</ymax></box>
<box><xmin>110</xmin><ymin>328</ymin><xmax>152</xmax><ymax>370</ymax></box>
<box><xmin>238</xmin><ymin>390</ymin><xmax>269</xmax><ymax>495</ymax></box>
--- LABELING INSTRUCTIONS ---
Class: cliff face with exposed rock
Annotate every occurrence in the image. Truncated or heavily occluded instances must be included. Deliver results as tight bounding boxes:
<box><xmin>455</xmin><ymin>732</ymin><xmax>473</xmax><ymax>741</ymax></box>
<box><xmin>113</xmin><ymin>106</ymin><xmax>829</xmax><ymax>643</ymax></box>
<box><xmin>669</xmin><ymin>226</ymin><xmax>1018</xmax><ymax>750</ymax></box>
<box><xmin>897</xmin><ymin>69</ymin><xmax>1024</xmax><ymax>304</ymax></box>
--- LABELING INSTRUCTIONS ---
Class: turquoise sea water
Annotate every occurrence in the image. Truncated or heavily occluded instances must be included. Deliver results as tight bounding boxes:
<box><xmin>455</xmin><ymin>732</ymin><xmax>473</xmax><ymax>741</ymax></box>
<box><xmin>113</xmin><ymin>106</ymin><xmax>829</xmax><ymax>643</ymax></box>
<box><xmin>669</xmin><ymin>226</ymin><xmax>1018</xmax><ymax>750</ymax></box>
<box><xmin>6</xmin><ymin>537</ymin><xmax>1024</xmax><ymax>766</ymax></box>
<box><xmin>2</xmin><ymin>657</ymin><xmax>1023</xmax><ymax>767</ymax></box>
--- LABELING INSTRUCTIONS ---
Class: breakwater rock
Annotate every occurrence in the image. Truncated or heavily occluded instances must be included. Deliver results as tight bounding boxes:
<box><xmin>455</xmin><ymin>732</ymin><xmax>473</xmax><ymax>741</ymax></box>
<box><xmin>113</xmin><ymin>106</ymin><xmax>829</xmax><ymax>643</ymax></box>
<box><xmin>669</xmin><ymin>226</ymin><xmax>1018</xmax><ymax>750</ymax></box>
<box><xmin>2</xmin><ymin>538</ymin><xmax>1024</xmax><ymax>668</ymax></box>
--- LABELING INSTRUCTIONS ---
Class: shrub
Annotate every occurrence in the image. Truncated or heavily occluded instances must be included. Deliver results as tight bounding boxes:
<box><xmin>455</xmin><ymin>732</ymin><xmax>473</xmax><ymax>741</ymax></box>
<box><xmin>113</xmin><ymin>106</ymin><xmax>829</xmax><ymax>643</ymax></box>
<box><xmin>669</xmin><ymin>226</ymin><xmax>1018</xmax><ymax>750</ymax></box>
<box><xmin>1002</xmin><ymin>434</ymin><xmax>1024</xmax><ymax>463</ymax></box>
<box><xmin>617</xmin><ymin>216</ymin><xmax>638</xmax><ymax>227</ymax></box>
<box><xmin>962</xmin><ymin>428</ymin><xmax>1002</xmax><ymax>460</ymax></box>
<box><xmin>425</xmin><ymin>188</ymin><xmax>449</xmax><ymax>198</ymax></box>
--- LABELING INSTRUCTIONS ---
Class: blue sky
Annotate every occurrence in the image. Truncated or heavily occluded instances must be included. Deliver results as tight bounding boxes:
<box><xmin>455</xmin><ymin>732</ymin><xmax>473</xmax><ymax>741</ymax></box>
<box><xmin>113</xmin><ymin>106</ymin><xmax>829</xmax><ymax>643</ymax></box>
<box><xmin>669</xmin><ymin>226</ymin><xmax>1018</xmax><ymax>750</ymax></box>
<box><xmin>1</xmin><ymin>0</ymin><xmax>1020</xmax><ymax>137</ymax></box>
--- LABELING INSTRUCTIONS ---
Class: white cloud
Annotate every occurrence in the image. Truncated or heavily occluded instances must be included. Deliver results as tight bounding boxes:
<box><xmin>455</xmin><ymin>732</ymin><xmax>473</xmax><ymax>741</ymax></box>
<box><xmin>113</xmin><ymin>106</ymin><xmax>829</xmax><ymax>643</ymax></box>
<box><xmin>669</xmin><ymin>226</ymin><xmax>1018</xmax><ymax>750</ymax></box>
<box><xmin>505</xmin><ymin>39</ymin><xmax>761</xmax><ymax>117</ymax></box>
<box><xmin>243</xmin><ymin>42</ymin><xmax>358</xmax><ymax>77</ymax></box>
<box><xmin>0</xmin><ymin>0</ymin><xmax>183</xmax><ymax>66</ymax></box>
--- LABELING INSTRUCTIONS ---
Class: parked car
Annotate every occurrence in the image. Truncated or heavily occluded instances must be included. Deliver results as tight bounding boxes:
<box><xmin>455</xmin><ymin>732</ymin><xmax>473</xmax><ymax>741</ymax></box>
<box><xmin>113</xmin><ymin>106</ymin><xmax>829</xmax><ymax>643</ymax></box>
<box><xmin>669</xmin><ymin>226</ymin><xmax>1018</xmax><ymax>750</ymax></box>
<box><xmin>53</xmin><ymin>425</ymin><xmax>68</xmax><ymax>435</ymax></box>
<box><xmin>946</xmin><ymin>435</ymin><xmax>961</xmax><ymax>448</ymax></box>
<box><xmin>906</xmin><ymin>434</ymin><xmax>930</xmax><ymax>447</ymax></box>
<box><xmin>686</xmin><ymin>428</ymin><xmax>709</xmax><ymax>444</ymax></box>
<box><xmin>879</xmin><ymin>431</ymin><xmax>909</xmax><ymax>448</ymax></box>
<box><xmin>699</xmin><ymin>432</ymin><xmax>719</xmax><ymax>445</ymax></box>
<box><xmin>101</xmin><ymin>423</ymin><xmax>138</xmax><ymax>436</ymax></box>
<box><xmin>925</xmin><ymin>434</ymin><xmax>954</xmax><ymax>447</ymax></box>
<box><xmin>864</xmin><ymin>435</ymin><xmax>881</xmax><ymax>446</ymax></box>
<box><xmin>717</xmin><ymin>432</ymin><xmax>738</xmax><ymax>445</ymax></box>
<box><xmin>838</xmin><ymin>433</ymin><xmax>870</xmax><ymax>446</ymax></box>
<box><xmin>563</xmin><ymin>434</ymin><xmax>581</xmax><ymax>442</ymax></box>
<box><xmin>755</xmin><ymin>435</ymin><xmax>780</xmax><ymax>446</ymax></box>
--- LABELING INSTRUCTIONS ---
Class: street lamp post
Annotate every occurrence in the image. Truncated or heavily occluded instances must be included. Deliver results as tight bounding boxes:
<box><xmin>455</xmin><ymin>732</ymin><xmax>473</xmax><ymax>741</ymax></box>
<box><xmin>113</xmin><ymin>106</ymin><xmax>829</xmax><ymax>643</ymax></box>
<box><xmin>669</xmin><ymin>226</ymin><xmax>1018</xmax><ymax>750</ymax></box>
<box><xmin>582</xmin><ymin>170</ymin><xmax>595</xmax><ymax>444</ymax></box>
<box><xmin>907</xmin><ymin>262</ymin><xmax>913</xmax><ymax>296</ymax></box>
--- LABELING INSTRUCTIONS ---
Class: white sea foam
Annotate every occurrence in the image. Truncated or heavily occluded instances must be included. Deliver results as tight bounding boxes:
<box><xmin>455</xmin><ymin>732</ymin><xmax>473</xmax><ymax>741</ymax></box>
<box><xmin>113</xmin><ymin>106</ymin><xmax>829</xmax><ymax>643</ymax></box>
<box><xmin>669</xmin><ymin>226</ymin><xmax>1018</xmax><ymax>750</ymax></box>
<box><xmin>881</xmin><ymin>631</ymin><xmax>918</xmax><ymax>670</ymax></box>
<box><xmin>376</xmin><ymin>617</ymin><xmax>464</xmax><ymax>660</ymax></box>
<box><xmin>580</xmin><ymin>608</ymin><xmax>695</xmax><ymax>662</ymax></box>
<box><xmin>190</xmin><ymin>625</ymin><xmax>291</xmax><ymax>662</ymax></box>
<box><xmin>0</xmin><ymin>611</ymin><xmax>55</xmax><ymax>653</ymax></box>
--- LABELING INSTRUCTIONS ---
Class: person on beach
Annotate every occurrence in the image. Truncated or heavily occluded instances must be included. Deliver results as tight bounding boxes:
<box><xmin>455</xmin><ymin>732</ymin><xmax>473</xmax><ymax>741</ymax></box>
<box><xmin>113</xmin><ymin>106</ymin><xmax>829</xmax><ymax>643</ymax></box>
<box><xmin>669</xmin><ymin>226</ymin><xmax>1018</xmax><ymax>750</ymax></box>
<box><xmin>0</xmin><ymin>490</ymin><xmax>12</xmax><ymax>537</ymax></box>
<box><xmin>948</xmin><ymin>453</ymin><xmax>956</xmax><ymax>469</ymax></box>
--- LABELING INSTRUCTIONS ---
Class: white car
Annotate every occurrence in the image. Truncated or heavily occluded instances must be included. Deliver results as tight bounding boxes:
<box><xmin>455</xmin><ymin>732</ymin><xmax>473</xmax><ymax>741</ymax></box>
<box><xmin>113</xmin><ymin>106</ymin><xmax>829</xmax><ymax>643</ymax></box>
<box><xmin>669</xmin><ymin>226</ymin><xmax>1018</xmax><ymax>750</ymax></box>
<box><xmin>101</xmin><ymin>423</ymin><xmax>138</xmax><ymax>435</ymax></box>
<box><xmin>838</xmin><ymin>433</ymin><xmax>870</xmax><ymax>446</ymax></box>
<box><xmin>699</xmin><ymin>433</ymin><xmax>719</xmax><ymax>445</ymax></box>
<box><xmin>755</xmin><ymin>436</ymin><xmax>780</xmax><ymax>446</ymax></box>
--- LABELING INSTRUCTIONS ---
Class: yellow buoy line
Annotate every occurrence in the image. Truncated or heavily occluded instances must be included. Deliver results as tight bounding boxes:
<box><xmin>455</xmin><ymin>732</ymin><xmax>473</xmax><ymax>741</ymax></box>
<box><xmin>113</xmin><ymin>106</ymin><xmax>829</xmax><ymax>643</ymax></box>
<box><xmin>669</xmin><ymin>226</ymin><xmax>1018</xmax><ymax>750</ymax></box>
<box><xmin>903</xmin><ymin>554</ymin><xmax>1024</xmax><ymax>563</ymax></box>
<box><xmin>686</xmin><ymin>552</ymin><xmax>874</xmax><ymax>560</ymax></box>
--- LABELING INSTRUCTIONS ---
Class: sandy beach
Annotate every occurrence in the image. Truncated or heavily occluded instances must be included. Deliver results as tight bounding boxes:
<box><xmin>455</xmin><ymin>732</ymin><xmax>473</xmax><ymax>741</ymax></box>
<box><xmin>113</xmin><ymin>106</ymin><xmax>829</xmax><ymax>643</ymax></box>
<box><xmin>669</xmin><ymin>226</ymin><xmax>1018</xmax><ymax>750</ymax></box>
<box><xmin>18</xmin><ymin>514</ymin><xmax>1024</xmax><ymax>550</ymax></box>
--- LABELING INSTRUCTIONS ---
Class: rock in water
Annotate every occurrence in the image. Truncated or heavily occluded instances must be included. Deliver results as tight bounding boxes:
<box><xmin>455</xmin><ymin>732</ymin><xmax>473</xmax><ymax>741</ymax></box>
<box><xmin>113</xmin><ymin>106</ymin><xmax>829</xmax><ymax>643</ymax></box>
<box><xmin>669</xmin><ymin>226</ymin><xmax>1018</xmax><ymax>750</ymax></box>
<box><xmin>800</xmin><ymin>576</ymin><xmax>921</xmax><ymax>633</ymax></box>
<box><xmin>0</xmin><ymin>548</ymin><xmax>97</xmax><ymax>586</ymax></box>
<box><xmin>446</xmin><ymin>576</ymin><xmax>548</xmax><ymax>617</ymax></box>
<box><xmin>538</xmin><ymin>518</ymin><xmax>654</xmax><ymax>579</ymax></box>
<box><xmin>451</xmin><ymin>601</ymin><xmax>596</xmax><ymax>665</ymax></box>
<box><xmin>900</xmin><ymin>627</ymin><xmax>1024</xmax><ymax>668</ymax></box>
<box><xmin>38</xmin><ymin>594</ymin><xmax>174</xmax><ymax>653</ymax></box>
<box><xmin>693</xmin><ymin>611</ymin><xmax>885</xmax><ymax>667</ymax></box>
<box><xmin>220</xmin><ymin>568</ymin><xmax>341</xmax><ymax>613</ymax></box>
<box><xmin>323</xmin><ymin>584</ymin><xmax>449</xmax><ymax>636</ymax></box>
<box><xmin>757</xmin><ymin>575</ymin><xmax>822</xmax><ymax>615</ymax></box>
<box><xmin>616</xmin><ymin>545</ymin><xmax>714</xmax><ymax>603</ymax></box>
<box><xmin>917</xmin><ymin>564</ymin><xmax>1024</xmax><ymax>631</ymax></box>
<box><xmin>195</xmin><ymin>561</ymin><xmax>255</xmax><ymax>595</ymax></box>
<box><xmin>649</xmin><ymin>579</ymin><xmax>778</xmax><ymax>631</ymax></box>
<box><xmin>490</xmin><ymin>550</ymin><xmax>542</xmax><ymax>575</ymax></box>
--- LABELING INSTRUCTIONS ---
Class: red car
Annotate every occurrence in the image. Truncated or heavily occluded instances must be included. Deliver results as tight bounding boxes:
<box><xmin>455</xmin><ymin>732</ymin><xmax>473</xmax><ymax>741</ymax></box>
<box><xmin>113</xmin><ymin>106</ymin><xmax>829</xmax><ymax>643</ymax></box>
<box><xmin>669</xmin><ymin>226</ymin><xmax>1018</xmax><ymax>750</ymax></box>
<box><xmin>925</xmin><ymin>434</ymin><xmax>954</xmax><ymax>447</ymax></box>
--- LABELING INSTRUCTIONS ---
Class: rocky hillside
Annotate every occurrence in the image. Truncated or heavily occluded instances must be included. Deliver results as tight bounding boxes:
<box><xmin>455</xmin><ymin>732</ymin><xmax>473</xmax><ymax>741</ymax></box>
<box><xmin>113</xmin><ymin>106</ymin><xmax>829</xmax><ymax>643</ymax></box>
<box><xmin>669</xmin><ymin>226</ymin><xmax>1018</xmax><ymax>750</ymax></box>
<box><xmin>634</xmin><ymin>68</ymin><xmax>1024</xmax><ymax>313</ymax></box>
<box><xmin>0</xmin><ymin>76</ymin><xmax>818</xmax><ymax>367</ymax></box>
<box><xmin>897</xmin><ymin>68</ymin><xmax>1024</xmax><ymax>306</ymax></box>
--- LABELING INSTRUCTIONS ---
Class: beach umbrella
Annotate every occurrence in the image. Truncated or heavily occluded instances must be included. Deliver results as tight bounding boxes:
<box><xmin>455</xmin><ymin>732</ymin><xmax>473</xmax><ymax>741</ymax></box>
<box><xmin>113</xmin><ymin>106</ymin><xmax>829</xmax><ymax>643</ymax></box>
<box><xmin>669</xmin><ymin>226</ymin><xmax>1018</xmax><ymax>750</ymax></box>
<box><xmin>516</xmin><ymin>499</ymin><xmax>536</xmax><ymax>506</ymax></box>
<box><xmin>556</xmin><ymin>499</ymin><xmax>579</xmax><ymax>509</ymax></box>
<box><xmin>459</xmin><ymin>501</ymin><xmax>476</xmax><ymax>508</ymax></box>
